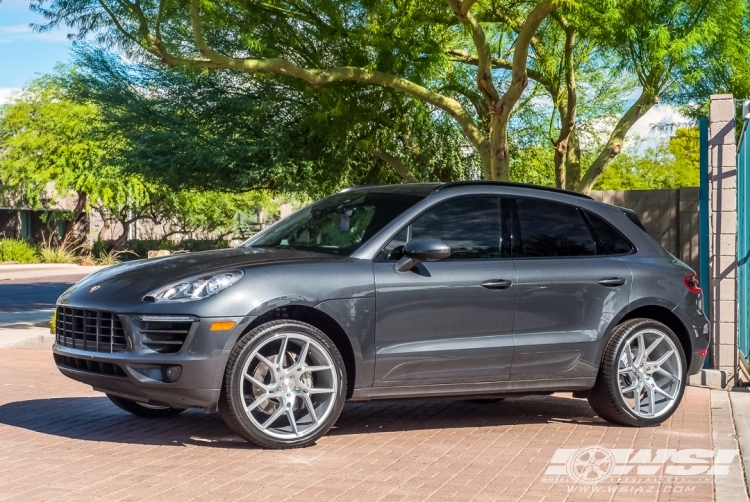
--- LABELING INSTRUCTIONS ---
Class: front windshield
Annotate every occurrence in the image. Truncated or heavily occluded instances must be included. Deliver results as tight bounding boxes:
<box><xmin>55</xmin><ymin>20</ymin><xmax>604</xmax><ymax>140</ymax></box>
<box><xmin>245</xmin><ymin>191</ymin><xmax>424</xmax><ymax>255</ymax></box>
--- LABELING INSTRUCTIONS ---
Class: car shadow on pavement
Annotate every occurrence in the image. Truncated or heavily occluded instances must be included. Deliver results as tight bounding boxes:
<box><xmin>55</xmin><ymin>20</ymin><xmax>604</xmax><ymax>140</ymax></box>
<box><xmin>0</xmin><ymin>394</ymin><xmax>606</xmax><ymax>448</ymax></box>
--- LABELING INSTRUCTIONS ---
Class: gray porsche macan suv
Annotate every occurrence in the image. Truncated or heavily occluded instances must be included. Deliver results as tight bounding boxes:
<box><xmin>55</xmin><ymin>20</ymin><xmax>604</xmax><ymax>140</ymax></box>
<box><xmin>53</xmin><ymin>181</ymin><xmax>709</xmax><ymax>448</ymax></box>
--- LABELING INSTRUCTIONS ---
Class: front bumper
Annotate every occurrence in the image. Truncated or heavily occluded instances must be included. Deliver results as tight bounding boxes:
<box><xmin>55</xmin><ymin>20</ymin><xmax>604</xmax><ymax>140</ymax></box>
<box><xmin>52</xmin><ymin>313</ymin><xmax>255</xmax><ymax>409</ymax></box>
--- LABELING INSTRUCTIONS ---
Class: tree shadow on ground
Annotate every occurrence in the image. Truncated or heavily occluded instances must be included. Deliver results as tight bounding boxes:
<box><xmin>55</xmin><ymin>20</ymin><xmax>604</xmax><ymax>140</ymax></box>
<box><xmin>0</xmin><ymin>394</ymin><xmax>606</xmax><ymax>448</ymax></box>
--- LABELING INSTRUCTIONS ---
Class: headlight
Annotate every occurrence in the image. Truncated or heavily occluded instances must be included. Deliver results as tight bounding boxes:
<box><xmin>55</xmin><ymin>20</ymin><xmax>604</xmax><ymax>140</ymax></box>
<box><xmin>144</xmin><ymin>270</ymin><xmax>244</xmax><ymax>302</ymax></box>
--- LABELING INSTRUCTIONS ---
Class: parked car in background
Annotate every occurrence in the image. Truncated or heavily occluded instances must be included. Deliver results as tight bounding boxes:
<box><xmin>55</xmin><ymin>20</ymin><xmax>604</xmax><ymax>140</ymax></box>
<box><xmin>52</xmin><ymin>182</ymin><xmax>709</xmax><ymax>448</ymax></box>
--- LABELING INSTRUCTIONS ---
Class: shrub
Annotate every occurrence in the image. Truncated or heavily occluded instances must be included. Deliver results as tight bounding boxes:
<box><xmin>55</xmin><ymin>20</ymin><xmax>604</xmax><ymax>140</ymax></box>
<box><xmin>127</xmin><ymin>239</ymin><xmax>171</xmax><ymax>259</ymax></box>
<box><xmin>49</xmin><ymin>311</ymin><xmax>56</xmax><ymax>334</ymax></box>
<box><xmin>96</xmin><ymin>249</ymin><xmax>135</xmax><ymax>265</ymax></box>
<box><xmin>39</xmin><ymin>246</ymin><xmax>79</xmax><ymax>263</ymax></box>
<box><xmin>0</xmin><ymin>239</ymin><xmax>39</xmax><ymax>263</ymax></box>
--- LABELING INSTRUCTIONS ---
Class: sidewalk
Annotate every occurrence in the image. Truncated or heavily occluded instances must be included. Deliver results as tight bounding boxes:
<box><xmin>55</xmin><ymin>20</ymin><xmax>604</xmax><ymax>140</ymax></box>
<box><xmin>0</xmin><ymin>264</ymin><xmax>105</xmax><ymax>281</ymax></box>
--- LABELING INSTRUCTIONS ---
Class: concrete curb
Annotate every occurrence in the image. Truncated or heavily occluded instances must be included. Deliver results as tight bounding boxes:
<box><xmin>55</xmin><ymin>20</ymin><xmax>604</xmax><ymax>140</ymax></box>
<box><xmin>0</xmin><ymin>327</ymin><xmax>54</xmax><ymax>350</ymax></box>
<box><xmin>688</xmin><ymin>369</ymin><xmax>730</xmax><ymax>389</ymax></box>
<box><xmin>0</xmin><ymin>264</ymin><xmax>87</xmax><ymax>271</ymax></box>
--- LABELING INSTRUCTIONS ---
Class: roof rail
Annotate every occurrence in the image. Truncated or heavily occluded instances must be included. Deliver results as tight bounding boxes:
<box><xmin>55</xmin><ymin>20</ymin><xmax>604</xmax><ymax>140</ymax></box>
<box><xmin>433</xmin><ymin>181</ymin><xmax>593</xmax><ymax>200</ymax></box>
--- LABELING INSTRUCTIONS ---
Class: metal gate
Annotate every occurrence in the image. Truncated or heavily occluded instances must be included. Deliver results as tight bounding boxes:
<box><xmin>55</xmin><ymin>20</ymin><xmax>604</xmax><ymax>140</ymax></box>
<box><xmin>737</xmin><ymin>108</ymin><xmax>750</xmax><ymax>357</ymax></box>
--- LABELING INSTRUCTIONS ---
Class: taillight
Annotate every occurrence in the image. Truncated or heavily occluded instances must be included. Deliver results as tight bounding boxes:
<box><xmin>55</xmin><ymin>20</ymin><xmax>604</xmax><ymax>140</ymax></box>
<box><xmin>684</xmin><ymin>273</ymin><xmax>701</xmax><ymax>293</ymax></box>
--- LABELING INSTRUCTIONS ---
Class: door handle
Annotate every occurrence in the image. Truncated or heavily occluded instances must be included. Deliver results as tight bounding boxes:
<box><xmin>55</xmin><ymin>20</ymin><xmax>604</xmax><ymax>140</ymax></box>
<box><xmin>598</xmin><ymin>277</ymin><xmax>626</xmax><ymax>287</ymax></box>
<box><xmin>481</xmin><ymin>279</ymin><xmax>513</xmax><ymax>290</ymax></box>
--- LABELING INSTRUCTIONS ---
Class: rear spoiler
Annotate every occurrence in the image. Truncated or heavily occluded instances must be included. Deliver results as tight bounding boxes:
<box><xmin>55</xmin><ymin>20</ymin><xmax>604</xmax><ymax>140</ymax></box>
<box><xmin>619</xmin><ymin>207</ymin><xmax>647</xmax><ymax>232</ymax></box>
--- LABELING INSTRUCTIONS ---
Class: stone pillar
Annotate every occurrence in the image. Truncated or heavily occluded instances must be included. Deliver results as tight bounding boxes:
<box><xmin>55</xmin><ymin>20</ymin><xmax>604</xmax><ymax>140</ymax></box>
<box><xmin>708</xmin><ymin>94</ymin><xmax>737</xmax><ymax>384</ymax></box>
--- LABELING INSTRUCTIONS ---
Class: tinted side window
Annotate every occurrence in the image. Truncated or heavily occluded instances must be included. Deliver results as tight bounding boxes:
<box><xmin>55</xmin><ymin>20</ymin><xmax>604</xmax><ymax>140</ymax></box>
<box><xmin>381</xmin><ymin>196</ymin><xmax>502</xmax><ymax>260</ymax></box>
<box><xmin>514</xmin><ymin>199</ymin><xmax>596</xmax><ymax>257</ymax></box>
<box><xmin>411</xmin><ymin>197</ymin><xmax>502</xmax><ymax>259</ymax></box>
<box><xmin>584</xmin><ymin>211</ymin><xmax>634</xmax><ymax>255</ymax></box>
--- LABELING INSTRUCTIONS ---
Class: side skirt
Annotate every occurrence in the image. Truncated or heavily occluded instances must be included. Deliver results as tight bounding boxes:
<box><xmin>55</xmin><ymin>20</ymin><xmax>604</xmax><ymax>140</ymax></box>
<box><xmin>349</xmin><ymin>377</ymin><xmax>596</xmax><ymax>401</ymax></box>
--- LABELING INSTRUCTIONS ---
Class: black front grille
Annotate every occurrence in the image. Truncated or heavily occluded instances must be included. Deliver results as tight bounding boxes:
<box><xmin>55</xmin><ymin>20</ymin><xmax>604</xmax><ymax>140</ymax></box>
<box><xmin>54</xmin><ymin>353</ymin><xmax>127</xmax><ymax>377</ymax></box>
<box><xmin>137</xmin><ymin>320</ymin><xmax>193</xmax><ymax>354</ymax></box>
<box><xmin>56</xmin><ymin>307</ymin><xmax>128</xmax><ymax>353</ymax></box>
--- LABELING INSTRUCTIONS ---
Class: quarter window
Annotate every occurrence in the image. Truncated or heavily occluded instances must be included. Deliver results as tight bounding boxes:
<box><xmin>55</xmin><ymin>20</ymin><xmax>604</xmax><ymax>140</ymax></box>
<box><xmin>513</xmin><ymin>199</ymin><xmax>596</xmax><ymax>257</ymax></box>
<box><xmin>584</xmin><ymin>211</ymin><xmax>634</xmax><ymax>255</ymax></box>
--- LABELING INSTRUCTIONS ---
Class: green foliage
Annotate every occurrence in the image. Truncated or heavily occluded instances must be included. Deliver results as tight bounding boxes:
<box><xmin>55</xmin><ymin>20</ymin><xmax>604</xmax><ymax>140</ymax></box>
<box><xmin>39</xmin><ymin>245</ymin><xmax>79</xmax><ymax>264</ymax></box>
<box><xmin>49</xmin><ymin>311</ymin><xmax>56</xmax><ymax>335</ymax></box>
<box><xmin>594</xmin><ymin>128</ymin><xmax>699</xmax><ymax>190</ymax></box>
<box><xmin>95</xmin><ymin>249</ymin><xmax>132</xmax><ymax>265</ymax></box>
<box><xmin>0</xmin><ymin>239</ymin><xmax>39</xmax><ymax>264</ymax></box>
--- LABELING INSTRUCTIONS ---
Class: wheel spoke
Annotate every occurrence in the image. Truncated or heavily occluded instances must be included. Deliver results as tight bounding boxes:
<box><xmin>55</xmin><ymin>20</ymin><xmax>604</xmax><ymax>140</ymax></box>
<box><xmin>645</xmin><ymin>334</ymin><xmax>665</xmax><ymax>358</ymax></box>
<box><xmin>246</xmin><ymin>394</ymin><xmax>271</xmax><ymax>413</ymax></box>
<box><xmin>298</xmin><ymin>341</ymin><xmax>310</xmax><ymax>366</ymax></box>
<box><xmin>305</xmin><ymin>365</ymin><xmax>332</xmax><ymax>373</ymax></box>
<box><xmin>308</xmin><ymin>387</ymin><xmax>335</xmax><ymax>395</ymax></box>
<box><xmin>635</xmin><ymin>333</ymin><xmax>646</xmax><ymax>365</ymax></box>
<box><xmin>278</xmin><ymin>336</ymin><xmax>288</xmax><ymax>369</ymax></box>
<box><xmin>261</xmin><ymin>405</ymin><xmax>286</xmax><ymax>430</ymax></box>
<box><xmin>654</xmin><ymin>384</ymin><xmax>676</xmax><ymax>400</ymax></box>
<box><xmin>244</xmin><ymin>373</ymin><xmax>271</xmax><ymax>391</ymax></box>
<box><xmin>630</xmin><ymin>382</ymin><xmax>644</xmax><ymax>413</ymax></box>
<box><xmin>646</xmin><ymin>386</ymin><xmax>655</xmax><ymax>415</ymax></box>
<box><xmin>620</xmin><ymin>379</ymin><xmax>638</xmax><ymax>394</ymax></box>
<box><xmin>286</xmin><ymin>396</ymin><xmax>299</xmax><ymax>435</ymax></box>
<box><xmin>256</xmin><ymin>353</ymin><xmax>277</xmax><ymax>373</ymax></box>
<box><xmin>652</xmin><ymin>349</ymin><xmax>675</xmax><ymax>367</ymax></box>
<box><xmin>302</xmin><ymin>394</ymin><xmax>318</xmax><ymax>424</ymax></box>
<box><xmin>654</xmin><ymin>367</ymin><xmax>680</xmax><ymax>383</ymax></box>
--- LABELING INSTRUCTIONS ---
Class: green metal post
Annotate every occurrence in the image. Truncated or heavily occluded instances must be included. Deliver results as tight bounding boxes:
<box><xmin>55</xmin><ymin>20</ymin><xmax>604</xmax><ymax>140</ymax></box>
<box><xmin>699</xmin><ymin>118</ymin><xmax>710</xmax><ymax>368</ymax></box>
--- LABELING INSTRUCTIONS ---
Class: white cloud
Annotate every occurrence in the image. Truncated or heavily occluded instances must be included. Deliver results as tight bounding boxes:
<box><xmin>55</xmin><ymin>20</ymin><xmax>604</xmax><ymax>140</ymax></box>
<box><xmin>0</xmin><ymin>88</ymin><xmax>21</xmax><ymax>105</ymax></box>
<box><xmin>0</xmin><ymin>23</ymin><xmax>70</xmax><ymax>43</ymax></box>
<box><xmin>624</xmin><ymin>104</ymin><xmax>691</xmax><ymax>153</ymax></box>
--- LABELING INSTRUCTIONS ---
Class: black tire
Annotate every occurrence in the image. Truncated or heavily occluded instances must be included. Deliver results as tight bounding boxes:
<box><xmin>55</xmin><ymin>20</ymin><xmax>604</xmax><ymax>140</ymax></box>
<box><xmin>107</xmin><ymin>394</ymin><xmax>186</xmax><ymax>418</ymax></box>
<box><xmin>218</xmin><ymin>320</ymin><xmax>347</xmax><ymax>449</ymax></box>
<box><xmin>588</xmin><ymin>318</ymin><xmax>687</xmax><ymax>427</ymax></box>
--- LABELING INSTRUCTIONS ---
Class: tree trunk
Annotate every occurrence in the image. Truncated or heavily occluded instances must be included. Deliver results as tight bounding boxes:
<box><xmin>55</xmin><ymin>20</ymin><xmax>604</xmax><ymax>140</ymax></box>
<box><xmin>564</xmin><ymin>126</ymin><xmax>581</xmax><ymax>191</ymax></box>
<box><xmin>578</xmin><ymin>92</ymin><xmax>658</xmax><ymax>193</ymax></box>
<box><xmin>372</xmin><ymin>145</ymin><xmax>419</xmax><ymax>183</ymax></box>
<box><xmin>489</xmin><ymin>107</ymin><xmax>511</xmax><ymax>181</ymax></box>
<box><xmin>94</xmin><ymin>207</ymin><xmax>111</xmax><ymax>241</ymax></box>
<box><xmin>113</xmin><ymin>220</ymin><xmax>130</xmax><ymax>249</ymax></box>
<box><xmin>65</xmin><ymin>190</ymin><xmax>88</xmax><ymax>241</ymax></box>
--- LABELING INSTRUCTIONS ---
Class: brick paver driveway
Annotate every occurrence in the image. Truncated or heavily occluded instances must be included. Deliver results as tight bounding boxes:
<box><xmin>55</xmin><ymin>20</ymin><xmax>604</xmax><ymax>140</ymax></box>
<box><xmin>0</xmin><ymin>349</ymin><xmax>714</xmax><ymax>502</ymax></box>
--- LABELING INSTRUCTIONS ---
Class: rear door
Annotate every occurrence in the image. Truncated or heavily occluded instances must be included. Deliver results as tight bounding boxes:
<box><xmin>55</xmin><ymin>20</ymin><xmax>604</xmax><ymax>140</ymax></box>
<box><xmin>510</xmin><ymin>198</ymin><xmax>633</xmax><ymax>380</ymax></box>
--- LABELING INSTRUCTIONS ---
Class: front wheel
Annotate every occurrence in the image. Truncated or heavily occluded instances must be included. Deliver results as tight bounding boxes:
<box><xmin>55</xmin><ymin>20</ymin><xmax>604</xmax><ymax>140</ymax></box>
<box><xmin>588</xmin><ymin>318</ymin><xmax>686</xmax><ymax>427</ymax></box>
<box><xmin>107</xmin><ymin>394</ymin><xmax>186</xmax><ymax>418</ymax></box>
<box><xmin>218</xmin><ymin>320</ymin><xmax>347</xmax><ymax>449</ymax></box>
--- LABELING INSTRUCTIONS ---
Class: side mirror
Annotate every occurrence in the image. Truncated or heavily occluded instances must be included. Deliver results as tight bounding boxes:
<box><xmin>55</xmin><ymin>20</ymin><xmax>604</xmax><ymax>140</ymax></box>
<box><xmin>394</xmin><ymin>238</ymin><xmax>451</xmax><ymax>272</ymax></box>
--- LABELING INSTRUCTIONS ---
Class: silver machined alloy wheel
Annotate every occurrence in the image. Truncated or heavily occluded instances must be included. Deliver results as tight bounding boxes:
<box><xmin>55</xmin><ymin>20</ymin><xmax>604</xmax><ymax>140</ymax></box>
<box><xmin>617</xmin><ymin>329</ymin><xmax>682</xmax><ymax>419</ymax></box>
<box><xmin>241</xmin><ymin>333</ymin><xmax>337</xmax><ymax>440</ymax></box>
<box><xmin>588</xmin><ymin>318</ymin><xmax>687</xmax><ymax>427</ymax></box>
<box><xmin>219</xmin><ymin>320</ymin><xmax>347</xmax><ymax>449</ymax></box>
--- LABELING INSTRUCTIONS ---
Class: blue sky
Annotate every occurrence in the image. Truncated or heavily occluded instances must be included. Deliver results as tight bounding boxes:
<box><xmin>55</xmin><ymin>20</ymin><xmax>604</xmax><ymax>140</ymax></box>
<box><xmin>0</xmin><ymin>0</ymin><xmax>73</xmax><ymax>101</ymax></box>
<box><xmin>0</xmin><ymin>0</ymin><xmax>683</xmax><ymax>150</ymax></box>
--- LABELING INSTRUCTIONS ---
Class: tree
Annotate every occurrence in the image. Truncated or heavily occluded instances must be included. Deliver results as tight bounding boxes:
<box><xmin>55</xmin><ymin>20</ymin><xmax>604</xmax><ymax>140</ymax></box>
<box><xmin>593</xmin><ymin>127</ymin><xmax>699</xmax><ymax>190</ymax></box>
<box><xmin>0</xmin><ymin>73</ymin><xmax>150</xmax><ymax>240</ymax></box>
<box><xmin>32</xmin><ymin>0</ymin><xmax>573</xmax><ymax>182</ymax></box>
<box><xmin>69</xmin><ymin>45</ymin><xmax>481</xmax><ymax>192</ymax></box>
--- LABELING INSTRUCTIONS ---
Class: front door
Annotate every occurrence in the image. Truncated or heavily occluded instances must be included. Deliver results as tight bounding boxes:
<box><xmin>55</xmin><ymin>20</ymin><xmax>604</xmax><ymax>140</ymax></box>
<box><xmin>510</xmin><ymin>197</ymin><xmax>633</xmax><ymax>380</ymax></box>
<box><xmin>373</xmin><ymin>196</ymin><xmax>517</xmax><ymax>386</ymax></box>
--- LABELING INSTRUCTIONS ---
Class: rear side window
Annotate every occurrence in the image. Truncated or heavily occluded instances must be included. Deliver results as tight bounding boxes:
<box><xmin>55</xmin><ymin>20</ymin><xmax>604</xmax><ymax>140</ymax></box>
<box><xmin>513</xmin><ymin>198</ymin><xmax>596</xmax><ymax>257</ymax></box>
<box><xmin>583</xmin><ymin>211</ymin><xmax>634</xmax><ymax>255</ymax></box>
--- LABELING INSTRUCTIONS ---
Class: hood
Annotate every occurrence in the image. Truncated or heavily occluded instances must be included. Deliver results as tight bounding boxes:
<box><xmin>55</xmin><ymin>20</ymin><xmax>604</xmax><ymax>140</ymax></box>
<box><xmin>57</xmin><ymin>247</ymin><xmax>347</xmax><ymax>310</ymax></box>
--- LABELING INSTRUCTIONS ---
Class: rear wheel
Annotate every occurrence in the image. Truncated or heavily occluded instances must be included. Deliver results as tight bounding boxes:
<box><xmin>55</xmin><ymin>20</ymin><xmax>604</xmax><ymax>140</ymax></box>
<box><xmin>107</xmin><ymin>394</ymin><xmax>186</xmax><ymax>418</ymax></box>
<box><xmin>588</xmin><ymin>318</ymin><xmax>686</xmax><ymax>427</ymax></box>
<box><xmin>218</xmin><ymin>320</ymin><xmax>346</xmax><ymax>449</ymax></box>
